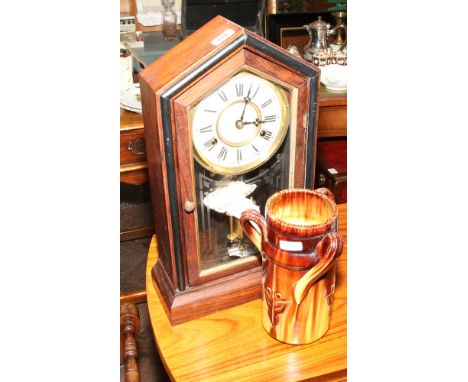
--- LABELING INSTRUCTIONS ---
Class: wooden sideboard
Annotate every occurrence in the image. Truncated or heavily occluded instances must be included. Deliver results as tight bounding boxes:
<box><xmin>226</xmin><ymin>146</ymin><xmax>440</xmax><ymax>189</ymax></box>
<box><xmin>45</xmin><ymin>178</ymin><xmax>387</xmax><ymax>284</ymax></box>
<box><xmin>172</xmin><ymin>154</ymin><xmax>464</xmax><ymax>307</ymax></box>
<box><xmin>120</xmin><ymin>85</ymin><xmax>346</xmax><ymax>185</ymax></box>
<box><xmin>120</xmin><ymin>109</ymin><xmax>148</xmax><ymax>185</ymax></box>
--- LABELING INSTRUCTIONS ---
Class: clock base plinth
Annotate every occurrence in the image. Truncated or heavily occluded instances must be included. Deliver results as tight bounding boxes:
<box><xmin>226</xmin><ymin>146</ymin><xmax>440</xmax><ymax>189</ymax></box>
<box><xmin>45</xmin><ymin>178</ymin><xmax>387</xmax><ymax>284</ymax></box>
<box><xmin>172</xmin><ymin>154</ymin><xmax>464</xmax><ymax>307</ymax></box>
<box><xmin>151</xmin><ymin>260</ymin><xmax>262</xmax><ymax>325</ymax></box>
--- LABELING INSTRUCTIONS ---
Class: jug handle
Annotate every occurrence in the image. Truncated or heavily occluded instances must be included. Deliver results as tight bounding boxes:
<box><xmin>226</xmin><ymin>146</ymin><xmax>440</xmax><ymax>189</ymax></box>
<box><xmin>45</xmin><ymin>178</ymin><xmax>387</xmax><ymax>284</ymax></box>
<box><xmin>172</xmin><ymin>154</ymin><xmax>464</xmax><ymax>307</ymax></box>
<box><xmin>315</xmin><ymin>187</ymin><xmax>335</xmax><ymax>202</ymax></box>
<box><xmin>240</xmin><ymin>209</ymin><xmax>267</xmax><ymax>252</ymax></box>
<box><xmin>292</xmin><ymin>232</ymin><xmax>343</xmax><ymax>305</ymax></box>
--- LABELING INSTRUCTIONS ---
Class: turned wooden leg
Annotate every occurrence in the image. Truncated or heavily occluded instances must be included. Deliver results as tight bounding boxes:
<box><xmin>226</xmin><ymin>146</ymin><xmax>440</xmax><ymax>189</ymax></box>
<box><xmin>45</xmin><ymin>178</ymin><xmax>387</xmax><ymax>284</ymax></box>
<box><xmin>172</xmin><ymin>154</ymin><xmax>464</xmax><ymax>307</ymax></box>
<box><xmin>120</xmin><ymin>303</ymin><xmax>141</xmax><ymax>382</ymax></box>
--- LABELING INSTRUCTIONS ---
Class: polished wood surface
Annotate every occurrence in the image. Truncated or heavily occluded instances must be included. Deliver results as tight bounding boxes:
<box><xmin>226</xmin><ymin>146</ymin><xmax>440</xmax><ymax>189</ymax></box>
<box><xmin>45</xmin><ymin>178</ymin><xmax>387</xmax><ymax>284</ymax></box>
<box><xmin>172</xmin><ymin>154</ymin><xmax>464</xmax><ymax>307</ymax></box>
<box><xmin>120</xmin><ymin>289</ymin><xmax>147</xmax><ymax>305</ymax></box>
<box><xmin>317</xmin><ymin>85</ymin><xmax>347</xmax><ymax>138</ymax></box>
<box><xmin>146</xmin><ymin>203</ymin><xmax>347</xmax><ymax>382</ymax></box>
<box><xmin>120</xmin><ymin>109</ymin><xmax>149</xmax><ymax>185</ymax></box>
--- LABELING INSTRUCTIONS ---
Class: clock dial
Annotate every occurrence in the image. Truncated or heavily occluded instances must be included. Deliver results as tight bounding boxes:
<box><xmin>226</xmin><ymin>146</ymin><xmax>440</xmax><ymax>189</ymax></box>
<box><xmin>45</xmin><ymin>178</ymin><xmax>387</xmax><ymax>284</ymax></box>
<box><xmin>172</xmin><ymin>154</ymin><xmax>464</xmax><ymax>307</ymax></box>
<box><xmin>191</xmin><ymin>71</ymin><xmax>289</xmax><ymax>175</ymax></box>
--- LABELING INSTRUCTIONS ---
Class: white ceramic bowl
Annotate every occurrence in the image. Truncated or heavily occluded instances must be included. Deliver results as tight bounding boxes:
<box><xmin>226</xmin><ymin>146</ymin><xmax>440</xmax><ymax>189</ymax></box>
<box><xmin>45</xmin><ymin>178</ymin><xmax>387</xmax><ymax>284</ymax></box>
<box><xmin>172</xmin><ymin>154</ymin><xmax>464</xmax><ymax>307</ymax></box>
<box><xmin>320</xmin><ymin>64</ymin><xmax>347</xmax><ymax>92</ymax></box>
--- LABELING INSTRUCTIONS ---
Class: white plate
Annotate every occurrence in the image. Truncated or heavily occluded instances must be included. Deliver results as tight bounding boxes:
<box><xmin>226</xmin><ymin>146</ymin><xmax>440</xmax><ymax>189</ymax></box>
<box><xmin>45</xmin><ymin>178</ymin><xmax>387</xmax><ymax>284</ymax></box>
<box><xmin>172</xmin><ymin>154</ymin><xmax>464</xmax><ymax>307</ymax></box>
<box><xmin>120</xmin><ymin>103</ymin><xmax>142</xmax><ymax>114</ymax></box>
<box><xmin>120</xmin><ymin>83</ymin><xmax>142</xmax><ymax>111</ymax></box>
<box><xmin>320</xmin><ymin>64</ymin><xmax>347</xmax><ymax>92</ymax></box>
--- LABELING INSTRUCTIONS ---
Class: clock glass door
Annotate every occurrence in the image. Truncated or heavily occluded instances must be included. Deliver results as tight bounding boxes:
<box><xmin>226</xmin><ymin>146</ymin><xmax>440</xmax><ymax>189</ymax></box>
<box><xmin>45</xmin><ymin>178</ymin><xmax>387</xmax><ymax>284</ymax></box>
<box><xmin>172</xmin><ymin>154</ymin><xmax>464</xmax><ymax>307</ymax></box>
<box><xmin>190</xmin><ymin>71</ymin><xmax>293</xmax><ymax>274</ymax></box>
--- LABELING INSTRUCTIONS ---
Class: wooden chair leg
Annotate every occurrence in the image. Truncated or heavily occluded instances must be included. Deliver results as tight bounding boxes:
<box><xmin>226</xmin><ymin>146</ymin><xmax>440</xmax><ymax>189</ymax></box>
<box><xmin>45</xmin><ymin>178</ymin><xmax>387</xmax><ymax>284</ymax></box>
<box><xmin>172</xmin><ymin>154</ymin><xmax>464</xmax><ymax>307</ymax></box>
<box><xmin>120</xmin><ymin>289</ymin><xmax>147</xmax><ymax>305</ymax></box>
<box><xmin>120</xmin><ymin>302</ymin><xmax>141</xmax><ymax>382</ymax></box>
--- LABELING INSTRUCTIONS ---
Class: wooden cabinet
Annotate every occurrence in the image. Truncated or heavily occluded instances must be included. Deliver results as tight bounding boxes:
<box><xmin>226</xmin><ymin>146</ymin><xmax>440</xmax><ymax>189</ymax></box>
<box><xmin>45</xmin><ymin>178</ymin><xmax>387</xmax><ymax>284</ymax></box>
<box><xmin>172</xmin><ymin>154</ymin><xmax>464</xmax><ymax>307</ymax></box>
<box><xmin>317</xmin><ymin>86</ymin><xmax>347</xmax><ymax>138</ymax></box>
<box><xmin>120</xmin><ymin>109</ymin><xmax>148</xmax><ymax>186</ymax></box>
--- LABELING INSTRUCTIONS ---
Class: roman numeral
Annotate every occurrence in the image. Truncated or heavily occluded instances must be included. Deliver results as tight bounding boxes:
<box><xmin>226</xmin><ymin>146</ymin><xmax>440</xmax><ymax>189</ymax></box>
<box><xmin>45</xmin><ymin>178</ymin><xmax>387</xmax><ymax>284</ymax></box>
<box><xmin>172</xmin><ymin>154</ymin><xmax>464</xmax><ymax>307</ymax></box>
<box><xmin>252</xmin><ymin>84</ymin><xmax>260</xmax><ymax>99</ymax></box>
<box><xmin>251</xmin><ymin>144</ymin><xmax>259</xmax><ymax>154</ymax></box>
<box><xmin>204</xmin><ymin>109</ymin><xmax>216</xmax><ymax>113</ymax></box>
<box><xmin>260</xmin><ymin>130</ymin><xmax>272</xmax><ymax>140</ymax></box>
<box><xmin>217</xmin><ymin>146</ymin><xmax>228</xmax><ymax>160</ymax></box>
<box><xmin>235</xmin><ymin>83</ymin><xmax>244</xmax><ymax>97</ymax></box>
<box><xmin>263</xmin><ymin>115</ymin><xmax>276</xmax><ymax>123</ymax></box>
<box><xmin>199</xmin><ymin>125</ymin><xmax>213</xmax><ymax>133</ymax></box>
<box><xmin>237</xmin><ymin>148</ymin><xmax>242</xmax><ymax>162</ymax></box>
<box><xmin>261</xmin><ymin>98</ymin><xmax>272</xmax><ymax>108</ymax></box>
<box><xmin>204</xmin><ymin>138</ymin><xmax>217</xmax><ymax>151</ymax></box>
<box><xmin>218</xmin><ymin>90</ymin><xmax>228</xmax><ymax>103</ymax></box>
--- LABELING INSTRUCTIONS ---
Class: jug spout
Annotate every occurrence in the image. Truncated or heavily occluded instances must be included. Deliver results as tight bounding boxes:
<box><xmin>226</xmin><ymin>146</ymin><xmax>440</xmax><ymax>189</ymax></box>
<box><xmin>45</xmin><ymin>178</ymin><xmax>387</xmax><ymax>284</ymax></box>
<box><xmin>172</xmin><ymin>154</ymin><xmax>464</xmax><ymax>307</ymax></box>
<box><xmin>292</xmin><ymin>232</ymin><xmax>343</xmax><ymax>305</ymax></box>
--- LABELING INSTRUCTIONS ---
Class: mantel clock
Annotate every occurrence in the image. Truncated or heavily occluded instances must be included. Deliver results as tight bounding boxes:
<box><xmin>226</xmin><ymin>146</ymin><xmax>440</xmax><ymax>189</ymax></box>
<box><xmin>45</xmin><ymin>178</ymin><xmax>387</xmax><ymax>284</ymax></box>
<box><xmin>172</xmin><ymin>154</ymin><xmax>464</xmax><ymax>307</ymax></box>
<box><xmin>140</xmin><ymin>15</ymin><xmax>320</xmax><ymax>324</ymax></box>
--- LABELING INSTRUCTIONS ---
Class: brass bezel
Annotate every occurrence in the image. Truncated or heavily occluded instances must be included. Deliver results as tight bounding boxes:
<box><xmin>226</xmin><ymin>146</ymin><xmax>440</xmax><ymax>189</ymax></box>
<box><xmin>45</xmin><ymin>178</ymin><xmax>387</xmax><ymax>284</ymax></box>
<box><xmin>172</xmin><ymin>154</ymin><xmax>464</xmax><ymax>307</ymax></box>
<box><xmin>190</xmin><ymin>71</ymin><xmax>290</xmax><ymax>176</ymax></box>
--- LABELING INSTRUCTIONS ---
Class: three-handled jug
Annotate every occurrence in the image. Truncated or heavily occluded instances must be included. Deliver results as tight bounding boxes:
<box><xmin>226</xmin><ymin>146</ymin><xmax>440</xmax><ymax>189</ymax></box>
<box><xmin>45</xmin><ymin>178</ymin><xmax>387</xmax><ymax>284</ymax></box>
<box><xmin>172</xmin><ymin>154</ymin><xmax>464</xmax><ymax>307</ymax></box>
<box><xmin>240</xmin><ymin>188</ymin><xmax>343</xmax><ymax>345</ymax></box>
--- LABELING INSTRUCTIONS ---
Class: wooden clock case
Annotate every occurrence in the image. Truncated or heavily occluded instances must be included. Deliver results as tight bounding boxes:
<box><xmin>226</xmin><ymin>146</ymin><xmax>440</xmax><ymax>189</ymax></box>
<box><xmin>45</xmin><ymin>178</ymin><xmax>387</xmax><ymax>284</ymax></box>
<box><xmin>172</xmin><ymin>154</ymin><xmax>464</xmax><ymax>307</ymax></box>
<box><xmin>139</xmin><ymin>15</ymin><xmax>320</xmax><ymax>324</ymax></box>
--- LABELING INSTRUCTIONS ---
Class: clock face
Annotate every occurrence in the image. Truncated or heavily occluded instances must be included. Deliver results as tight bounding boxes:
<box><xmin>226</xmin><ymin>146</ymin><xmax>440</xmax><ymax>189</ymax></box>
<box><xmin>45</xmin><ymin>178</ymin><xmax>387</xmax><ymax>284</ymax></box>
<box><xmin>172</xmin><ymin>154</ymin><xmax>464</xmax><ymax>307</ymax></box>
<box><xmin>191</xmin><ymin>71</ymin><xmax>290</xmax><ymax>175</ymax></box>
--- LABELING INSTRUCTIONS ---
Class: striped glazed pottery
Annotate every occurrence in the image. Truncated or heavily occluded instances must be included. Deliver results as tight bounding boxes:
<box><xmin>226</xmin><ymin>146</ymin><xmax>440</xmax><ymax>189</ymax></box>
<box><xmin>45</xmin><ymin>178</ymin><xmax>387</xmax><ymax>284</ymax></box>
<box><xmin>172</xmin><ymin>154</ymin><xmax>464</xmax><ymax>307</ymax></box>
<box><xmin>240</xmin><ymin>188</ymin><xmax>343</xmax><ymax>345</ymax></box>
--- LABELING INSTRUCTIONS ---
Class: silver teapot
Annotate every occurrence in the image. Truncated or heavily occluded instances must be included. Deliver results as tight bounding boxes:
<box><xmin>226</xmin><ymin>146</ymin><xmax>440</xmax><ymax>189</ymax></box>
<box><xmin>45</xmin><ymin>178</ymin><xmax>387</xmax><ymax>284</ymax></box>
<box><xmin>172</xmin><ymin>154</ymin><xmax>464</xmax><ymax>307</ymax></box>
<box><xmin>304</xmin><ymin>16</ymin><xmax>346</xmax><ymax>66</ymax></box>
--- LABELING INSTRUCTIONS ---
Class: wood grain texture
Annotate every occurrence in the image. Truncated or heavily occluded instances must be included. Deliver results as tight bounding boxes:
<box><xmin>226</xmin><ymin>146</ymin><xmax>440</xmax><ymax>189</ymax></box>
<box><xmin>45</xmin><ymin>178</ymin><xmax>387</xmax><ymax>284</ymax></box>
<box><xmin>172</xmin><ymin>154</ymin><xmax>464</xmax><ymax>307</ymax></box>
<box><xmin>317</xmin><ymin>85</ymin><xmax>346</xmax><ymax>139</ymax></box>
<box><xmin>120</xmin><ymin>226</ymin><xmax>154</xmax><ymax>242</ymax></box>
<box><xmin>317</xmin><ymin>106</ymin><xmax>347</xmax><ymax>138</ymax></box>
<box><xmin>146</xmin><ymin>203</ymin><xmax>347</xmax><ymax>382</ymax></box>
<box><xmin>121</xmin><ymin>109</ymin><xmax>144</xmax><ymax>131</ymax></box>
<box><xmin>139</xmin><ymin>15</ymin><xmax>320</xmax><ymax>323</ymax></box>
<box><xmin>120</xmin><ymin>164</ymin><xmax>149</xmax><ymax>185</ymax></box>
<box><xmin>139</xmin><ymin>74</ymin><xmax>178</xmax><ymax>288</ymax></box>
<box><xmin>120</xmin><ymin>130</ymin><xmax>147</xmax><ymax>165</ymax></box>
<box><xmin>120</xmin><ymin>289</ymin><xmax>147</xmax><ymax>304</ymax></box>
<box><xmin>120</xmin><ymin>302</ymin><xmax>141</xmax><ymax>382</ymax></box>
<box><xmin>120</xmin><ymin>109</ymin><xmax>148</xmax><ymax>185</ymax></box>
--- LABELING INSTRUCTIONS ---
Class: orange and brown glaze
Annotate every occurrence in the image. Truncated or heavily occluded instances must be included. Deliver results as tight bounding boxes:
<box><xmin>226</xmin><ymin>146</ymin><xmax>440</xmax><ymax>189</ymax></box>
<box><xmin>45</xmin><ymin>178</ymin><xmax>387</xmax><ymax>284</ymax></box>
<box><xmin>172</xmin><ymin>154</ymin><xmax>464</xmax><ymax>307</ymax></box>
<box><xmin>240</xmin><ymin>188</ymin><xmax>344</xmax><ymax>345</ymax></box>
<box><xmin>265</xmin><ymin>188</ymin><xmax>337</xmax><ymax>252</ymax></box>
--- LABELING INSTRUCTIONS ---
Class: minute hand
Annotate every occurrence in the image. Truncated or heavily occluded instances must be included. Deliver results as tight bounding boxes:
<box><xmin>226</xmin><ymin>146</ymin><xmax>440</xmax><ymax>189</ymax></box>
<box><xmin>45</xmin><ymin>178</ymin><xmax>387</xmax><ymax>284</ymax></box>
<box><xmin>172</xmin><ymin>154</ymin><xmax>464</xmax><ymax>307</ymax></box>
<box><xmin>239</xmin><ymin>83</ymin><xmax>253</xmax><ymax>122</ymax></box>
<box><xmin>244</xmin><ymin>117</ymin><xmax>276</xmax><ymax>126</ymax></box>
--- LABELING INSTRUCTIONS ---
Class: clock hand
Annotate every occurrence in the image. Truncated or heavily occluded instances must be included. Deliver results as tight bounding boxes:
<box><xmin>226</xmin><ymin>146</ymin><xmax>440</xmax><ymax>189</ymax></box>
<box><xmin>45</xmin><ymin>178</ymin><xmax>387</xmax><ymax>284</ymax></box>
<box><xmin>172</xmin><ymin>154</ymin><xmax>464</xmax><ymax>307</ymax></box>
<box><xmin>243</xmin><ymin>118</ymin><xmax>275</xmax><ymax>126</ymax></box>
<box><xmin>239</xmin><ymin>83</ymin><xmax>253</xmax><ymax>122</ymax></box>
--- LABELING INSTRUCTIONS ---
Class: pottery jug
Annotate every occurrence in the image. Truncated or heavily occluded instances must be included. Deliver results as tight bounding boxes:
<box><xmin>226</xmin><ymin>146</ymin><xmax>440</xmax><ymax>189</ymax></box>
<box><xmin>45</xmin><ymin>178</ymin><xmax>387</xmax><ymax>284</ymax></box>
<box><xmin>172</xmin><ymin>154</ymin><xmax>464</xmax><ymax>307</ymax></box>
<box><xmin>240</xmin><ymin>188</ymin><xmax>343</xmax><ymax>345</ymax></box>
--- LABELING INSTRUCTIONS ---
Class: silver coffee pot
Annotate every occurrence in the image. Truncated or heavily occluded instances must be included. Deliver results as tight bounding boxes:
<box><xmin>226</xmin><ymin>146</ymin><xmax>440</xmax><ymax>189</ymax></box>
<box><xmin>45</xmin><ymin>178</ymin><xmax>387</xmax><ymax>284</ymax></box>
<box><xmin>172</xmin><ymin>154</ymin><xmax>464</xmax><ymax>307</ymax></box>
<box><xmin>303</xmin><ymin>16</ymin><xmax>346</xmax><ymax>66</ymax></box>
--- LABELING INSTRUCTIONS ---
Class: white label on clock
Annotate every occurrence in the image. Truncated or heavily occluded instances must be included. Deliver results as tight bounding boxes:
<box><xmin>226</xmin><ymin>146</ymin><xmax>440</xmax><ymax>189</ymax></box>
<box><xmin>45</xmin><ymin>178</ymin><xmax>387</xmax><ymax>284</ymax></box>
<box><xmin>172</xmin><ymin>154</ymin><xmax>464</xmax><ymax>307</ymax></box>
<box><xmin>328</xmin><ymin>168</ymin><xmax>338</xmax><ymax>174</ymax></box>
<box><xmin>211</xmin><ymin>28</ymin><xmax>235</xmax><ymax>46</ymax></box>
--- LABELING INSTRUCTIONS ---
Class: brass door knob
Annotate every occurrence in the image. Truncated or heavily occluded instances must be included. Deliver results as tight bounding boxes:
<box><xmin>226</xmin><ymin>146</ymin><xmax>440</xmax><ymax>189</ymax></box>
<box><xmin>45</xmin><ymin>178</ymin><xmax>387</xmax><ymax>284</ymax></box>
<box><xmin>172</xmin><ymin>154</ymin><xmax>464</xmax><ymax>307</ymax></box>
<box><xmin>184</xmin><ymin>201</ymin><xmax>195</xmax><ymax>213</ymax></box>
<box><xmin>127</xmin><ymin>139</ymin><xmax>146</xmax><ymax>155</ymax></box>
<box><xmin>318</xmin><ymin>174</ymin><xmax>326</xmax><ymax>186</ymax></box>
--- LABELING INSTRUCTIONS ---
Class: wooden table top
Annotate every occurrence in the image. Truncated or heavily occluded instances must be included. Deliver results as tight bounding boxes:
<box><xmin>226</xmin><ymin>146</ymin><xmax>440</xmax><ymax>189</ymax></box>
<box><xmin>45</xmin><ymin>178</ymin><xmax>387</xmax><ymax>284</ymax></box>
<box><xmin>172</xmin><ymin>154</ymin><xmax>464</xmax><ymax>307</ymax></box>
<box><xmin>146</xmin><ymin>203</ymin><xmax>347</xmax><ymax>382</ymax></box>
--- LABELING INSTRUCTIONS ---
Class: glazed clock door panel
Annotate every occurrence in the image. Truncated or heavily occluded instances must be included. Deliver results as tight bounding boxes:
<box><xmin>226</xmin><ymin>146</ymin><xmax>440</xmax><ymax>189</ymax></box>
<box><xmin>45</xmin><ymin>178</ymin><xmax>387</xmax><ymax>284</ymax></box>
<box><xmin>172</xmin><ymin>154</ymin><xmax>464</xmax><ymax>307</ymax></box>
<box><xmin>174</xmin><ymin>108</ymin><xmax>292</xmax><ymax>286</ymax></box>
<box><xmin>173</xmin><ymin>70</ymin><xmax>303</xmax><ymax>286</ymax></box>
<box><xmin>190</xmin><ymin>70</ymin><xmax>292</xmax><ymax>277</ymax></box>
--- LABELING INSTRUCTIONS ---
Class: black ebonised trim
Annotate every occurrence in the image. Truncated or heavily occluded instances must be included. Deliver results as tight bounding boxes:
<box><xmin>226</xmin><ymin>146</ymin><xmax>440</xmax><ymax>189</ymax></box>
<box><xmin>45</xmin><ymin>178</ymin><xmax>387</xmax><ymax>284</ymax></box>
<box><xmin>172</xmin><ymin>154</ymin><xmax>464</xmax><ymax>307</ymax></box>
<box><xmin>245</xmin><ymin>33</ymin><xmax>319</xmax><ymax>78</ymax></box>
<box><xmin>160</xmin><ymin>97</ymin><xmax>186</xmax><ymax>291</ymax></box>
<box><xmin>245</xmin><ymin>33</ymin><xmax>319</xmax><ymax>188</ymax></box>
<box><xmin>305</xmin><ymin>76</ymin><xmax>318</xmax><ymax>188</ymax></box>
<box><xmin>159</xmin><ymin>34</ymin><xmax>246</xmax><ymax>292</ymax></box>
